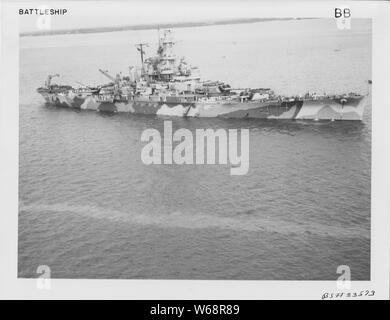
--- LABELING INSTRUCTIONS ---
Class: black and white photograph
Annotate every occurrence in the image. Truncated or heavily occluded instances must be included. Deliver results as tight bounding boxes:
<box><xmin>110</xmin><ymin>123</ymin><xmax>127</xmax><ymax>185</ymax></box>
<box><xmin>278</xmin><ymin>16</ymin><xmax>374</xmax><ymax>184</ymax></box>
<box><xmin>1</xmin><ymin>0</ymin><xmax>389</xmax><ymax>300</ymax></box>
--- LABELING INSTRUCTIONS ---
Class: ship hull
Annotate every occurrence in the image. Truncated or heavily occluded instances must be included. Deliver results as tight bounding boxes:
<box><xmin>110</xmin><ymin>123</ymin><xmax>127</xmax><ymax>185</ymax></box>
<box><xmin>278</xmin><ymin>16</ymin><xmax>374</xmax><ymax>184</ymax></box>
<box><xmin>38</xmin><ymin>92</ymin><xmax>368</xmax><ymax>121</ymax></box>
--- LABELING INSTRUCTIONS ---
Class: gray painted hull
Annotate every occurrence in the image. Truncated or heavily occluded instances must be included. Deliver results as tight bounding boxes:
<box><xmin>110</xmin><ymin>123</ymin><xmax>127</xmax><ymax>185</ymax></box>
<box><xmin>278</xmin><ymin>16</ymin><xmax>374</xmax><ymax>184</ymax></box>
<box><xmin>38</xmin><ymin>92</ymin><xmax>368</xmax><ymax>120</ymax></box>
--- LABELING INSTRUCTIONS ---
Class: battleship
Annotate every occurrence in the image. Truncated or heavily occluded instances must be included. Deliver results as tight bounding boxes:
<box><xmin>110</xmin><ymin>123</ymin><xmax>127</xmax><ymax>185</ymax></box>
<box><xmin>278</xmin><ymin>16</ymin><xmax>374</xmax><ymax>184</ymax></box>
<box><xmin>37</xmin><ymin>29</ymin><xmax>369</xmax><ymax>120</ymax></box>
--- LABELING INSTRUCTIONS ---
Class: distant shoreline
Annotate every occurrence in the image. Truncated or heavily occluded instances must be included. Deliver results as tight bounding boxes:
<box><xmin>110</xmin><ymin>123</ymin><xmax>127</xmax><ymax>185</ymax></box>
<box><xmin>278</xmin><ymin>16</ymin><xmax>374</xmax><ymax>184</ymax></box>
<box><xmin>20</xmin><ymin>17</ymin><xmax>313</xmax><ymax>37</ymax></box>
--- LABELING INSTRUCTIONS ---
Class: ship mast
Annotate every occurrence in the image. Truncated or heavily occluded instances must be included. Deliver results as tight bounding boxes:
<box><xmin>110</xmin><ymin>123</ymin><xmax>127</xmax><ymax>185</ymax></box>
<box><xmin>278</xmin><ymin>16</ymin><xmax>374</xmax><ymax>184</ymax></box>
<box><xmin>135</xmin><ymin>43</ymin><xmax>148</xmax><ymax>68</ymax></box>
<box><xmin>158</xmin><ymin>26</ymin><xmax>161</xmax><ymax>48</ymax></box>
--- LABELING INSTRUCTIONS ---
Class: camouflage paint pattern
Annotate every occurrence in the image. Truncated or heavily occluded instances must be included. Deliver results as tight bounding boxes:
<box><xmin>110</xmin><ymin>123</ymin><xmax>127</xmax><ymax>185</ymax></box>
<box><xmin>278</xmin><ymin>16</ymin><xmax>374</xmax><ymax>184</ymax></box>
<box><xmin>38</xmin><ymin>91</ymin><xmax>368</xmax><ymax>121</ymax></box>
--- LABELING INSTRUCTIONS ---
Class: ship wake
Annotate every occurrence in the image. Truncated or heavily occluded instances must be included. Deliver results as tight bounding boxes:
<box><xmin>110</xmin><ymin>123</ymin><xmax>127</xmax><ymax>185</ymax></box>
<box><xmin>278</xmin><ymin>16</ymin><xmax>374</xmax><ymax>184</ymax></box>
<box><xmin>19</xmin><ymin>202</ymin><xmax>369</xmax><ymax>240</ymax></box>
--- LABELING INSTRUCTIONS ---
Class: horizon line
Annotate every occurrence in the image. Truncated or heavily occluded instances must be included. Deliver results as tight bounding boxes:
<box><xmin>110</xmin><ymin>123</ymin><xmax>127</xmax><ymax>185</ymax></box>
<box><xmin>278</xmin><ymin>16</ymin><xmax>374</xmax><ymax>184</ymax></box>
<box><xmin>20</xmin><ymin>17</ymin><xmax>315</xmax><ymax>37</ymax></box>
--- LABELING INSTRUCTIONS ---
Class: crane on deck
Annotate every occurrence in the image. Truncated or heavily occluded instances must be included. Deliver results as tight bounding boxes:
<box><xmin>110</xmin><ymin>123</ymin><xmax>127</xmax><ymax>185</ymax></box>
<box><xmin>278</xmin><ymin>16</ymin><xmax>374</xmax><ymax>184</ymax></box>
<box><xmin>98</xmin><ymin>69</ymin><xmax>116</xmax><ymax>82</ymax></box>
<box><xmin>45</xmin><ymin>74</ymin><xmax>60</xmax><ymax>88</ymax></box>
